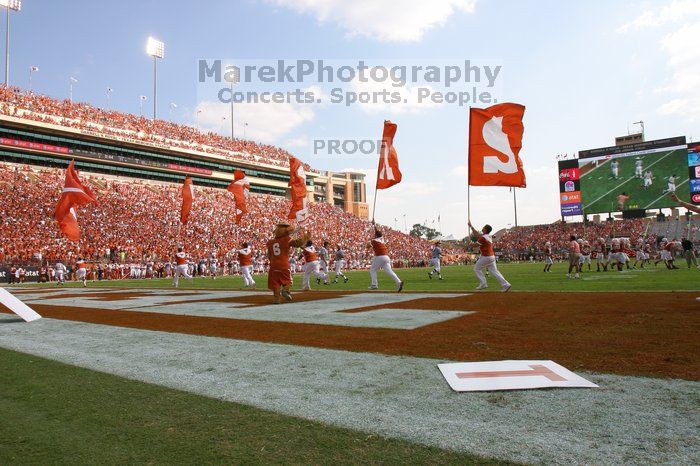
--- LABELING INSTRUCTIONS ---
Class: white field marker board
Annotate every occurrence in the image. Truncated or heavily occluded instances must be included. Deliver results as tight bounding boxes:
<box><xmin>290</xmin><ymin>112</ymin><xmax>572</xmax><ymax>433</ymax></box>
<box><xmin>439</xmin><ymin>360</ymin><xmax>598</xmax><ymax>392</ymax></box>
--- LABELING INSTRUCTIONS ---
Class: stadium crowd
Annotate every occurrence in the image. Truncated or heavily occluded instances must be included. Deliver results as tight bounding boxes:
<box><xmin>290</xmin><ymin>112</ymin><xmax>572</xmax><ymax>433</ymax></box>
<box><xmin>0</xmin><ymin>87</ymin><xmax>301</xmax><ymax>169</ymax></box>
<box><xmin>494</xmin><ymin>217</ymin><xmax>699</xmax><ymax>264</ymax></box>
<box><xmin>0</xmin><ymin>163</ymin><xmax>449</xmax><ymax>277</ymax></box>
<box><xmin>495</xmin><ymin>220</ymin><xmax>647</xmax><ymax>260</ymax></box>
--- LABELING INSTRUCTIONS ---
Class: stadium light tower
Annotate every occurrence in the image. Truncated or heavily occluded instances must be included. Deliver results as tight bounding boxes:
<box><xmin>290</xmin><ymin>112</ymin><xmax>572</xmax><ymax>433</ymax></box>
<box><xmin>1</xmin><ymin>0</ymin><xmax>21</xmax><ymax>86</ymax></box>
<box><xmin>145</xmin><ymin>36</ymin><xmax>164</xmax><ymax>120</ymax></box>
<box><xmin>69</xmin><ymin>76</ymin><xmax>78</xmax><ymax>102</ymax></box>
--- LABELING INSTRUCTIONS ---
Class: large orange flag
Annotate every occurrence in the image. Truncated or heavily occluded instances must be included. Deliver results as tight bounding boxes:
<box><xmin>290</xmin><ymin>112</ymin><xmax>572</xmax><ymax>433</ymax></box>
<box><xmin>227</xmin><ymin>170</ymin><xmax>250</xmax><ymax>224</ymax></box>
<box><xmin>54</xmin><ymin>161</ymin><xmax>97</xmax><ymax>242</ymax></box>
<box><xmin>376</xmin><ymin>120</ymin><xmax>402</xmax><ymax>190</ymax></box>
<box><xmin>288</xmin><ymin>157</ymin><xmax>309</xmax><ymax>222</ymax></box>
<box><xmin>468</xmin><ymin>103</ymin><xmax>526</xmax><ymax>187</ymax></box>
<box><xmin>180</xmin><ymin>177</ymin><xmax>194</xmax><ymax>224</ymax></box>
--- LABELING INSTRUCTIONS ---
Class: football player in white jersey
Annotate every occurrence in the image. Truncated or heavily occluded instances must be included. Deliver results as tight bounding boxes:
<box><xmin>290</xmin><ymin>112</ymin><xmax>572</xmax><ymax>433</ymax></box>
<box><xmin>332</xmin><ymin>245</ymin><xmax>349</xmax><ymax>284</ymax></box>
<box><xmin>634</xmin><ymin>157</ymin><xmax>643</xmax><ymax>178</ymax></box>
<box><xmin>55</xmin><ymin>260</ymin><xmax>67</xmax><ymax>285</ymax></box>
<box><xmin>428</xmin><ymin>241</ymin><xmax>443</xmax><ymax>280</ymax></box>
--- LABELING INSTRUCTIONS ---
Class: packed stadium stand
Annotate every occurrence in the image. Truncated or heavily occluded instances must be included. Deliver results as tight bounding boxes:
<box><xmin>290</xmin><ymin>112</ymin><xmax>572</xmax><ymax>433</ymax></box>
<box><xmin>0</xmin><ymin>86</ymin><xmax>294</xmax><ymax>168</ymax></box>
<box><xmin>495</xmin><ymin>216</ymin><xmax>698</xmax><ymax>261</ymax></box>
<box><xmin>0</xmin><ymin>87</ymin><xmax>369</xmax><ymax>218</ymax></box>
<box><xmin>0</xmin><ymin>162</ymin><xmax>436</xmax><ymax>270</ymax></box>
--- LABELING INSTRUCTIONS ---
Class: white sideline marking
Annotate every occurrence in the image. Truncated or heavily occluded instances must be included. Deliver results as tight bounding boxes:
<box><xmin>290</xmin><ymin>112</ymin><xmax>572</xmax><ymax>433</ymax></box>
<box><xmin>0</xmin><ymin>288</ymin><xmax>42</xmax><ymax>322</ymax></box>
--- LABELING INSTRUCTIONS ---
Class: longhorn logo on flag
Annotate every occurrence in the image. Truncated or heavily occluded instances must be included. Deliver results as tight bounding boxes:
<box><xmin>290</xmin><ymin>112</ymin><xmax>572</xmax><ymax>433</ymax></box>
<box><xmin>54</xmin><ymin>161</ymin><xmax>97</xmax><ymax>242</ymax></box>
<box><xmin>227</xmin><ymin>170</ymin><xmax>250</xmax><ymax>223</ymax></box>
<box><xmin>180</xmin><ymin>177</ymin><xmax>195</xmax><ymax>224</ymax></box>
<box><xmin>468</xmin><ymin>103</ymin><xmax>526</xmax><ymax>187</ymax></box>
<box><xmin>288</xmin><ymin>157</ymin><xmax>309</xmax><ymax>223</ymax></box>
<box><xmin>376</xmin><ymin>120</ymin><xmax>402</xmax><ymax>190</ymax></box>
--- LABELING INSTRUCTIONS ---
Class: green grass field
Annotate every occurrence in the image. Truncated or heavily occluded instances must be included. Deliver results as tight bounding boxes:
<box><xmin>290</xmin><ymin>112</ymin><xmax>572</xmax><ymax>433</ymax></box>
<box><xmin>580</xmin><ymin>149</ymin><xmax>690</xmax><ymax>213</ymax></box>
<box><xmin>0</xmin><ymin>348</ymin><xmax>506</xmax><ymax>465</ymax></box>
<box><xmin>11</xmin><ymin>263</ymin><xmax>700</xmax><ymax>292</ymax></box>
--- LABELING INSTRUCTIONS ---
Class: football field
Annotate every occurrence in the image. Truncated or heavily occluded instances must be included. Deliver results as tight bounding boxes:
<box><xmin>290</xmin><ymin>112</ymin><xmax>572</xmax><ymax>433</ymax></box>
<box><xmin>580</xmin><ymin>149</ymin><xmax>690</xmax><ymax>213</ymax></box>
<box><xmin>1</xmin><ymin>264</ymin><xmax>698</xmax><ymax>464</ymax></box>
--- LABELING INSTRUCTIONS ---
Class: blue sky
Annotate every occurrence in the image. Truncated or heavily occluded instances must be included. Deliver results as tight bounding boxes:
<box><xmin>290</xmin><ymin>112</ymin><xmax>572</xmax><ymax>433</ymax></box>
<box><xmin>10</xmin><ymin>0</ymin><xmax>700</xmax><ymax>237</ymax></box>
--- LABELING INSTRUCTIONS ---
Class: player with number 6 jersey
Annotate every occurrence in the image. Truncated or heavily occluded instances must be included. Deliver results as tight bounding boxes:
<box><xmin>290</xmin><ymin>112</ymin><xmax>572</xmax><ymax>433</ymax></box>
<box><xmin>266</xmin><ymin>222</ymin><xmax>309</xmax><ymax>304</ymax></box>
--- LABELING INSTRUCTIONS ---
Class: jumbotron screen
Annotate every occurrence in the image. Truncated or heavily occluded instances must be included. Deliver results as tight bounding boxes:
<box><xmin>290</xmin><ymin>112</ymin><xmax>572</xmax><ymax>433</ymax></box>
<box><xmin>558</xmin><ymin>136</ymin><xmax>692</xmax><ymax>216</ymax></box>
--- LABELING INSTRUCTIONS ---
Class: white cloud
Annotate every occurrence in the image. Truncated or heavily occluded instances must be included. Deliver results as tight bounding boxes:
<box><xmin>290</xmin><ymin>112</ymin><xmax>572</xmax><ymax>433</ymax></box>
<box><xmin>194</xmin><ymin>100</ymin><xmax>314</xmax><ymax>143</ymax></box>
<box><xmin>450</xmin><ymin>165</ymin><xmax>468</xmax><ymax>177</ymax></box>
<box><xmin>619</xmin><ymin>3</ymin><xmax>700</xmax><ymax>122</ymax></box>
<box><xmin>656</xmin><ymin>21</ymin><xmax>700</xmax><ymax>122</ymax></box>
<box><xmin>349</xmin><ymin>76</ymin><xmax>442</xmax><ymax>115</ymax></box>
<box><xmin>283</xmin><ymin>135</ymin><xmax>310</xmax><ymax>147</ymax></box>
<box><xmin>269</xmin><ymin>0</ymin><xmax>477</xmax><ymax>42</ymax></box>
<box><xmin>616</xmin><ymin>0</ymin><xmax>700</xmax><ymax>33</ymax></box>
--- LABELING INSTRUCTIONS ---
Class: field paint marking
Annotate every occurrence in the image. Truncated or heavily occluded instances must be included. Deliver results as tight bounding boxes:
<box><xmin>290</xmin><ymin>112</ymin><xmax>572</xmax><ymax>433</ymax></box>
<box><xmin>11</xmin><ymin>288</ymin><xmax>470</xmax><ymax>330</ymax></box>
<box><xmin>643</xmin><ymin>178</ymin><xmax>689</xmax><ymax>209</ymax></box>
<box><xmin>0</xmin><ymin>316</ymin><xmax>696</xmax><ymax>465</ymax></box>
<box><xmin>0</xmin><ymin>288</ymin><xmax>42</xmax><ymax>322</ymax></box>
<box><xmin>582</xmin><ymin>150</ymin><xmax>674</xmax><ymax>210</ymax></box>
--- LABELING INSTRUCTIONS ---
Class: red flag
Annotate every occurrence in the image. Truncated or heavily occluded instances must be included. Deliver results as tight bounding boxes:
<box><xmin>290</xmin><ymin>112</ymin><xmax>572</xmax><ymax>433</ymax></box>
<box><xmin>468</xmin><ymin>103</ymin><xmax>526</xmax><ymax>187</ymax></box>
<box><xmin>180</xmin><ymin>177</ymin><xmax>194</xmax><ymax>224</ymax></box>
<box><xmin>376</xmin><ymin>120</ymin><xmax>402</xmax><ymax>190</ymax></box>
<box><xmin>54</xmin><ymin>161</ymin><xmax>97</xmax><ymax>242</ymax></box>
<box><xmin>227</xmin><ymin>170</ymin><xmax>250</xmax><ymax>224</ymax></box>
<box><xmin>288</xmin><ymin>157</ymin><xmax>309</xmax><ymax>222</ymax></box>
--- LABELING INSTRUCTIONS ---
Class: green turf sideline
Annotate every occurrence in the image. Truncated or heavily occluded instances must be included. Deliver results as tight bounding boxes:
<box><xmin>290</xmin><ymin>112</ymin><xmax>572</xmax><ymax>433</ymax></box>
<box><xmin>0</xmin><ymin>348</ymin><xmax>508</xmax><ymax>465</ymax></box>
<box><xmin>7</xmin><ymin>263</ymin><xmax>699</xmax><ymax>292</ymax></box>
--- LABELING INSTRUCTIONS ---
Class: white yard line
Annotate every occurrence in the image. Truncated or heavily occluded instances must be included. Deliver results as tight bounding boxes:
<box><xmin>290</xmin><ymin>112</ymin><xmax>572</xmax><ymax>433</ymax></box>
<box><xmin>0</xmin><ymin>315</ymin><xmax>697</xmax><ymax>465</ymax></box>
<box><xmin>582</xmin><ymin>150</ymin><xmax>675</xmax><ymax>210</ymax></box>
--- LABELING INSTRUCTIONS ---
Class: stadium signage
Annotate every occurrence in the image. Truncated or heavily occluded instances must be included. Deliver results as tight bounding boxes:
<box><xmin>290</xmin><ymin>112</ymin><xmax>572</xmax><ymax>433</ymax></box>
<box><xmin>559</xmin><ymin>167</ymin><xmax>579</xmax><ymax>181</ymax></box>
<box><xmin>0</xmin><ymin>135</ymin><xmax>213</xmax><ymax>177</ymax></box>
<box><xmin>560</xmin><ymin>203</ymin><xmax>582</xmax><ymax>216</ymax></box>
<box><xmin>0</xmin><ymin>267</ymin><xmax>40</xmax><ymax>283</ymax></box>
<box><xmin>560</xmin><ymin>191</ymin><xmax>581</xmax><ymax>204</ymax></box>
<box><xmin>166</xmin><ymin>163</ymin><xmax>212</xmax><ymax>175</ymax></box>
<box><xmin>80</xmin><ymin>128</ymin><xmax>175</xmax><ymax>152</ymax></box>
<box><xmin>0</xmin><ymin>137</ymin><xmax>70</xmax><ymax>154</ymax></box>
<box><xmin>578</xmin><ymin>136</ymin><xmax>686</xmax><ymax>161</ymax></box>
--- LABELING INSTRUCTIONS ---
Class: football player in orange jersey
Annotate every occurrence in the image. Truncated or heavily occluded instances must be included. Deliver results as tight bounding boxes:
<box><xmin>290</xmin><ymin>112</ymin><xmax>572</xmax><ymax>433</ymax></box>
<box><xmin>267</xmin><ymin>222</ymin><xmax>309</xmax><ymax>304</ymax></box>
<box><xmin>468</xmin><ymin>221</ymin><xmax>511</xmax><ymax>291</ymax></box>
<box><xmin>301</xmin><ymin>240</ymin><xmax>329</xmax><ymax>290</ymax></box>
<box><xmin>368</xmin><ymin>224</ymin><xmax>403</xmax><ymax>292</ymax></box>
<box><xmin>75</xmin><ymin>258</ymin><xmax>88</xmax><ymax>287</ymax></box>
<box><xmin>238</xmin><ymin>242</ymin><xmax>255</xmax><ymax>288</ymax></box>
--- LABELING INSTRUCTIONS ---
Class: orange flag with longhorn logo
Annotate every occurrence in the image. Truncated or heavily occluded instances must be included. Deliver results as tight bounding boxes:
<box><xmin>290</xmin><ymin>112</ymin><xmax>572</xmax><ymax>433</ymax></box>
<box><xmin>180</xmin><ymin>177</ymin><xmax>194</xmax><ymax>224</ymax></box>
<box><xmin>227</xmin><ymin>170</ymin><xmax>250</xmax><ymax>223</ymax></box>
<box><xmin>54</xmin><ymin>160</ymin><xmax>97</xmax><ymax>242</ymax></box>
<box><xmin>468</xmin><ymin>103</ymin><xmax>526</xmax><ymax>187</ymax></box>
<box><xmin>376</xmin><ymin>120</ymin><xmax>402</xmax><ymax>190</ymax></box>
<box><xmin>288</xmin><ymin>157</ymin><xmax>309</xmax><ymax>222</ymax></box>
